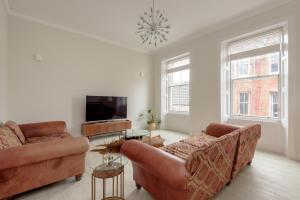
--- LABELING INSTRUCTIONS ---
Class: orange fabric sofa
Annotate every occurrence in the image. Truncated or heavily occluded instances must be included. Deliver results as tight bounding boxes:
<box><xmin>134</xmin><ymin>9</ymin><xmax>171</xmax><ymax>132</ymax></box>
<box><xmin>0</xmin><ymin>121</ymin><xmax>89</xmax><ymax>200</ymax></box>
<box><xmin>121</xmin><ymin>123</ymin><xmax>261</xmax><ymax>200</ymax></box>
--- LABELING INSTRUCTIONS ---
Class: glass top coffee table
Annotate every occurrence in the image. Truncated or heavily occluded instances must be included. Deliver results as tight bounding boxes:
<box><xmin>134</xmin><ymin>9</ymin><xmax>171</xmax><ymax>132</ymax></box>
<box><xmin>124</xmin><ymin>129</ymin><xmax>151</xmax><ymax>140</ymax></box>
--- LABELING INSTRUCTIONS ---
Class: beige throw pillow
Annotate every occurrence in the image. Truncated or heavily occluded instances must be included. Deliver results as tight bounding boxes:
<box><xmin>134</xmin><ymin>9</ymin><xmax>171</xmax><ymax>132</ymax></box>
<box><xmin>5</xmin><ymin>121</ymin><xmax>26</xmax><ymax>144</ymax></box>
<box><xmin>0</xmin><ymin>126</ymin><xmax>22</xmax><ymax>149</ymax></box>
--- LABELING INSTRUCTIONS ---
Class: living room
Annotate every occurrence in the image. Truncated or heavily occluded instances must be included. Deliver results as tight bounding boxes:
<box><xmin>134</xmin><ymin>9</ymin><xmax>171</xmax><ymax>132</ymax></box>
<box><xmin>0</xmin><ymin>0</ymin><xmax>299</xmax><ymax>200</ymax></box>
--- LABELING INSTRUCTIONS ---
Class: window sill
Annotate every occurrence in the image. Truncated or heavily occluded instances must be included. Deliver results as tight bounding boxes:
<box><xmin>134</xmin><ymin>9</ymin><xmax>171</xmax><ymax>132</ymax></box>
<box><xmin>166</xmin><ymin>112</ymin><xmax>189</xmax><ymax>116</ymax></box>
<box><xmin>228</xmin><ymin>116</ymin><xmax>281</xmax><ymax>124</ymax></box>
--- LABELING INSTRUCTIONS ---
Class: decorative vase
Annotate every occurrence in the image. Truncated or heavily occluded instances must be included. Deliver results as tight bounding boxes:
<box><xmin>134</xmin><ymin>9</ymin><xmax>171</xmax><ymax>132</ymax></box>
<box><xmin>148</xmin><ymin>123</ymin><xmax>156</xmax><ymax>131</ymax></box>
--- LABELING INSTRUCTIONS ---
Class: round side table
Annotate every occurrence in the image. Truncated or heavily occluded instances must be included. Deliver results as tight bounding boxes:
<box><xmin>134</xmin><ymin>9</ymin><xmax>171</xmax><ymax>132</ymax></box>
<box><xmin>91</xmin><ymin>162</ymin><xmax>125</xmax><ymax>200</ymax></box>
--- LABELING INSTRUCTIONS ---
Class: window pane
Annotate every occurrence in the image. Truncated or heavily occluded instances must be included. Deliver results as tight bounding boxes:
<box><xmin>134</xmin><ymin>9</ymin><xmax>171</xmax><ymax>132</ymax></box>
<box><xmin>167</xmin><ymin>62</ymin><xmax>190</xmax><ymax>113</ymax></box>
<box><xmin>182</xmin><ymin>69</ymin><xmax>190</xmax><ymax>83</ymax></box>
<box><xmin>231</xmin><ymin>53</ymin><xmax>280</xmax><ymax>79</ymax></box>
<box><xmin>232</xmin><ymin>76</ymin><xmax>278</xmax><ymax>117</ymax></box>
<box><xmin>168</xmin><ymin>69</ymin><xmax>190</xmax><ymax>86</ymax></box>
<box><xmin>169</xmin><ymin>85</ymin><xmax>189</xmax><ymax>112</ymax></box>
<box><xmin>229</xmin><ymin>31</ymin><xmax>281</xmax><ymax>55</ymax></box>
<box><xmin>173</xmin><ymin>71</ymin><xmax>181</xmax><ymax>85</ymax></box>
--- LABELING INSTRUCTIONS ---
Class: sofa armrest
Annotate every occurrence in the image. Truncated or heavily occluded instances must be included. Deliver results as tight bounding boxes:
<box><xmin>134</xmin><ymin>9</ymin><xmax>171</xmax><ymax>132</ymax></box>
<box><xmin>19</xmin><ymin>121</ymin><xmax>67</xmax><ymax>138</ymax></box>
<box><xmin>0</xmin><ymin>136</ymin><xmax>89</xmax><ymax>170</ymax></box>
<box><xmin>185</xmin><ymin>131</ymin><xmax>239</xmax><ymax>199</ymax></box>
<box><xmin>121</xmin><ymin>140</ymin><xmax>188</xmax><ymax>190</ymax></box>
<box><xmin>205</xmin><ymin>122</ymin><xmax>241</xmax><ymax>137</ymax></box>
<box><xmin>231</xmin><ymin>124</ymin><xmax>261</xmax><ymax>178</ymax></box>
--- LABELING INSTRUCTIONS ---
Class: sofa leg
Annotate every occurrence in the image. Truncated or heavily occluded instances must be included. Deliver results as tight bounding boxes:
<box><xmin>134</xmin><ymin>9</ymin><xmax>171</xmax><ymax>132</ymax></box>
<box><xmin>75</xmin><ymin>174</ymin><xmax>83</xmax><ymax>181</ymax></box>
<box><xmin>226</xmin><ymin>181</ymin><xmax>231</xmax><ymax>186</ymax></box>
<box><xmin>248</xmin><ymin>161</ymin><xmax>252</xmax><ymax>166</ymax></box>
<box><xmin>136</xmin><ymin>183</ymin><xmax>142</xmax><ymax>189</ymax></box>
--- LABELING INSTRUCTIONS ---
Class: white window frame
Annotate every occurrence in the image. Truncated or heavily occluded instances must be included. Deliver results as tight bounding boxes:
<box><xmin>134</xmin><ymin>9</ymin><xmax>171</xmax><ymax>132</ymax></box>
<box><xmin>239</xmin><ymin>92</ymin><xmax>250</xmax><ymax>115</ymax></box>
<box><xmin>221</xmin><ymin>23</ymin><xmax>288</xmax><ymax>122</ymax></box>
<box><xmin>165</xmin><ymin>54</ymin><xmax>190</xmax><ymax>114</ymax></box>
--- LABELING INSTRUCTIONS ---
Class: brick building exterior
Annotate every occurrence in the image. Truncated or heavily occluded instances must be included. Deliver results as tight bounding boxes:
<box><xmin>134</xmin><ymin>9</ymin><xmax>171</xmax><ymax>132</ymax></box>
<box><xmin>231</xmin><ymin>53</ymin><xmax>279</xmax><ymax>118</ymax></box>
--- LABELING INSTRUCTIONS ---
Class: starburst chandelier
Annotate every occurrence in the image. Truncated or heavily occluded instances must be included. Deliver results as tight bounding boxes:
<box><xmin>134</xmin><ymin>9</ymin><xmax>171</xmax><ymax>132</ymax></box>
<box><xmin>136</xmin><ymin>0</ymin><xmax>171</xmax><ymax>47</ymax></box>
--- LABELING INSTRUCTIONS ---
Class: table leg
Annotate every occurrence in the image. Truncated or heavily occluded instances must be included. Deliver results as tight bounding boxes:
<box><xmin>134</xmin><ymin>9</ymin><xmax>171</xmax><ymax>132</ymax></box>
<box><xmin>120</xmin><ymin>173</ymin><xmax>122</xmax><ymax>198</ymax></box>
<box><xmin>122</xmin><ymin>171</ymin><xmax>124</xmax><ymax>198</ymax></box>
<box><xmin>91</xmin><ymin>175</ymin><xmax>95</xmax><ymax>200</ymax></box>
<box><xmin>116</xmin><ymin>175</ymin><xmax>119</xmax><ymax>196</ymax></box>
<box><xmin>91</xmin><ymin>174</ymin><xmax>93</xmax><ymax>200</ymax></box>
<box><xmin>103</xmin><ymin>179</ymin><xmax>106</xmax><ymax>199</ymax></box>
<box><xmin>113</xmin><ymin>176</ymin><xmax>115</xmax><ymax>196</ymax></box>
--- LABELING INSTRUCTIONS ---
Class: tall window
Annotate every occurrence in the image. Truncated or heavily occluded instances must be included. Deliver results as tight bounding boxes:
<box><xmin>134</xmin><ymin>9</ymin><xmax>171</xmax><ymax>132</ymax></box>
<box><xmin>166</xmin><ymin>56</ymin><xmax>190</xmax><ymax>113</ymax></box>
<box><xmin>223</xmin><ymin>28</ymin><xmax>286</xmax><ymax>119</ymax></box>
<box><xmin>240</xmin><ymin>92</ymin><xmax>250</xmax><ymax>115</ymax></box>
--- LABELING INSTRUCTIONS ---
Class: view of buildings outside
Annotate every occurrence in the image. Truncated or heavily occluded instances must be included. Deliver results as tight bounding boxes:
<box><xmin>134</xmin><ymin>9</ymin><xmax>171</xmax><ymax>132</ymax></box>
<box><xmin>231</xmin><ymin>52</ymin><xmax>279</xmax><ymax>118</ymax></box>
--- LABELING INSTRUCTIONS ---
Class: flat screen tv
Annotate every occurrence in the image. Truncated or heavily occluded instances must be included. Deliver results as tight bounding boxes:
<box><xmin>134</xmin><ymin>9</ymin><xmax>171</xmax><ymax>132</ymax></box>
<box><xmin>85</xmin><ymin>96</ymin><xmax>127</xmax><ymax>122</ymax></box>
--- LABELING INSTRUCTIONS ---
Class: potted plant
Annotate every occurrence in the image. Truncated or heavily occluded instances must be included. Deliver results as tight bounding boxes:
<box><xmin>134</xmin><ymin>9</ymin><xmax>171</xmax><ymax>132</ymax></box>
<box><xmin>139</xmin><ymin>109</ymin><xmax>161</xmax><ymax>131</ymax></box>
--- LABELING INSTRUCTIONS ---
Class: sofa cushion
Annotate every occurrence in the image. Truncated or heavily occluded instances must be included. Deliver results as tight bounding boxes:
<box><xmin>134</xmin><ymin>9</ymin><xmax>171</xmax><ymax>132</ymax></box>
<box><xmin>0</xmin><ymin>126</ymin><xmax>22</xmax><ymax>149</ymax></box>
<box><xmin>26</xmin><ymin>132</ymin><xmax>71</xmax><ymax>144</ymax></box>
<box><xmin>161</xmin><ymin>135</ymin><xmax>216</xmax><ymax>160</ymax></box>
<box><xmin>5</xmin><ymin>121</ymin><xmax>26</xmax><ymax>144</ymax></box>
<box><xmin>203</xmin><ymin>133</ymin><xmax>217</xmax><ymax>141</ymax></box>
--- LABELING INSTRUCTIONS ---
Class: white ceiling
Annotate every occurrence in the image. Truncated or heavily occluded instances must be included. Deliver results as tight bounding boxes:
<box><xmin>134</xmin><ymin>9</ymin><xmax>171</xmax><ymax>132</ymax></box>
<box><xmin>7</xmin><ymin>0</ymin><xmax>291</xmax><ymax>53</ymax></box>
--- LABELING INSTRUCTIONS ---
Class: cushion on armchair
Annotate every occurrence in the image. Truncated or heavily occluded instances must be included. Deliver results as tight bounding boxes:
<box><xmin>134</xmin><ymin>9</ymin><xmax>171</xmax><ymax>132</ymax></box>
<box><xmin>0</xmin><ymin>126</ymin><xmax>22</xmax><ymax>149</ymax></box>
<box><xmin>26</xmin><ymin>132</ymin><xmax>71</xmax><ymax>144</ymax></box>
<box><xmin>5</xmin><ymin>121</ymin><xmax>26</xmax><ymax>144</ymax></box>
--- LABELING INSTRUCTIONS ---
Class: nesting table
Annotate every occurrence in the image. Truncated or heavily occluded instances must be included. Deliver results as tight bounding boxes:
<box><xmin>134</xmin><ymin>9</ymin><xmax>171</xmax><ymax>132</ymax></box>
<box><xmin>91</xmin><ymin>154</ymin><xmax>127</xmax><ymax>200</ymax></box>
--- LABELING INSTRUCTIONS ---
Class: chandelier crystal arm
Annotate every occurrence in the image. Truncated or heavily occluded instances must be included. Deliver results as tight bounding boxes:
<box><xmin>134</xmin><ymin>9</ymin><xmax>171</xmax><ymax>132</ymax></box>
<box><xmin>152</xmin><ymin>0</ymin><xmax>155</xmax><ymax>23</ymax></box>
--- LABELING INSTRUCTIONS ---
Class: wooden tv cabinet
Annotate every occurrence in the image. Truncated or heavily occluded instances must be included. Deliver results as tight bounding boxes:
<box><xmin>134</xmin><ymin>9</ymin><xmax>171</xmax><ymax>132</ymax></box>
<box><xmin>81</xmin><ymin>120</ymin><xmax>131</xmax><ymax>139</ymax></box>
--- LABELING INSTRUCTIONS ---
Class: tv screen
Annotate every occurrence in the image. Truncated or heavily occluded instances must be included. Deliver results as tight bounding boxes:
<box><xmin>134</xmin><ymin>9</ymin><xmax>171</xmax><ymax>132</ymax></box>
<box><xmin>85</xmin><ymin>96</ymin><xmax>127</xmax><ymax>122</ymax></box>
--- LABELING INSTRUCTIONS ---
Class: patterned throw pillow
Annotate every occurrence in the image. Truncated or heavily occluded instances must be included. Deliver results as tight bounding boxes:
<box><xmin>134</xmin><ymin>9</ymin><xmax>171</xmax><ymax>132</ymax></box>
<box><xmin>5</xmin><ymin>121</ymin><xmax>26</xmax><ymax>144</ymax></box>
<box><xmin>0</xmin><ymin>126</ymin><xmax>22</xmax><ymax>149</ymax></box>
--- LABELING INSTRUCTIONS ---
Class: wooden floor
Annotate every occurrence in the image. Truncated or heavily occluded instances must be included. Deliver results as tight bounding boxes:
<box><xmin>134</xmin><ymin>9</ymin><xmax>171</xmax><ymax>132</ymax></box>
<box><xmin>15</xmin><ymin>130</ymin><xmax>300</xmax><ymax>200</ymax></box>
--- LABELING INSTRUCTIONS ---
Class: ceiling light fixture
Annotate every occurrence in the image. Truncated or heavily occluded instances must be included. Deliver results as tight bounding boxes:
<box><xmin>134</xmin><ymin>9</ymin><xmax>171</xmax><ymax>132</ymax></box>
<box><xmin>136</xmin><ymin>0</ymin><xmax>171</xmax><ymax>47</ymax></box>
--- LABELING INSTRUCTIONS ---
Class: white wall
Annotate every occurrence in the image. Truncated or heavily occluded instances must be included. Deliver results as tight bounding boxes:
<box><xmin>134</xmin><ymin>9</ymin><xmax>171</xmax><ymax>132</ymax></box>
<box><xmin>8</xmin><ymin>16</ymin><xmax>153</xmax><ymax>136</ymax></box>
<box><xmin>154</xmin><ymin>1</ymin><xmax>299</xmax><ymax>159</ymax></box>
<box><xmin>0</xmin><ymin>0</ymin><xmax>7</xmax><ymax>122</ymax></box>
<box><xmin>164</xmin><ymin>113</ymin><xmax>190</xmax><ymax>133</ymax></box>
<box><xmin>295</xmin><ymin>1</ymin><xmax>300</xmax><ymax>161</ymax></box>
